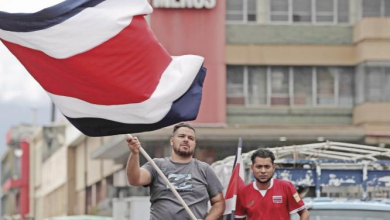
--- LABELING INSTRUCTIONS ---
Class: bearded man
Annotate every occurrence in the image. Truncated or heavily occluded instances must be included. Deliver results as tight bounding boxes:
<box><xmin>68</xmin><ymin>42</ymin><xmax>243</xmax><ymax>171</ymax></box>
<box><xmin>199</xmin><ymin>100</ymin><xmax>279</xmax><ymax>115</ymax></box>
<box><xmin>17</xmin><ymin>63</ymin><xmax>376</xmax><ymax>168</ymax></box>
<box><xmin>234</xmin><ymin>149</ymin><xmax>310</xmax><ymax>220</ymax></box>
<box><xmin>126</xmin><ymin>122</ymin><xmax>225</xmax><ymax>220</ymax></box>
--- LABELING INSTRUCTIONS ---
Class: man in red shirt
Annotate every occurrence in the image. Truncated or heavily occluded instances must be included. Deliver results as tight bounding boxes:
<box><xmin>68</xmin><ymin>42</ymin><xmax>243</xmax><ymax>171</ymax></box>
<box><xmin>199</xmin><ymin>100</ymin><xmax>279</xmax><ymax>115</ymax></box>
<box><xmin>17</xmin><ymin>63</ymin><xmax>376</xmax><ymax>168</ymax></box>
<box><xmin>234</xmin><ymin>149</ymin><xmax>310</xmax><ymax>220</ymax></box>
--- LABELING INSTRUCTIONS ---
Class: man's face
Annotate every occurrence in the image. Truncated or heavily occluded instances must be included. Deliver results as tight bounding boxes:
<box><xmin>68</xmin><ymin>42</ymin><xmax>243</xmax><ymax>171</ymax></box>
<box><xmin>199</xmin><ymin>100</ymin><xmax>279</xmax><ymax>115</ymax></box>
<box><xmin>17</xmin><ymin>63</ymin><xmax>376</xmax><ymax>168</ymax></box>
<box><xmin>170</xmin><ymin>127</ymin><xmax>196</xmax><ymax>158</ymax></box>
<box><xmin>251</xmin><ymin>157</ymin><xmax>275</xmax><ymax>184</ymax></box>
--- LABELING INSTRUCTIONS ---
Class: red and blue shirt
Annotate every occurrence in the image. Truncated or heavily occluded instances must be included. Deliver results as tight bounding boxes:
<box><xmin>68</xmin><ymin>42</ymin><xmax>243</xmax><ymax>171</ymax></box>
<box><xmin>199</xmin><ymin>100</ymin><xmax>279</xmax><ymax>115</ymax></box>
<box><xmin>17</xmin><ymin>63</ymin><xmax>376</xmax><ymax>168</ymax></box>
<box><xmin>235</xmin><ymin>179</ymin><xmax>306</xmax><ymax>220</ymax></box>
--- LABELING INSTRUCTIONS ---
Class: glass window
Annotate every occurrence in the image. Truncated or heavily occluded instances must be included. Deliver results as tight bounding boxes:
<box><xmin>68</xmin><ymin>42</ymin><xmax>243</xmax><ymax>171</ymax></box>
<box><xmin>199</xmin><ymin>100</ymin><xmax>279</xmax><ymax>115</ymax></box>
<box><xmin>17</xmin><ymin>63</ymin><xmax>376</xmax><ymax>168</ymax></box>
<box><xmin>270</xmin><ymin>0</ymin><xmax>289</xmax><ymax>22</ymax></box>
<box><xmin>269</xmin><ymin>0</ymin><xmax>350</xmax><ymax>24</ymax></box>
<box><xmin>293</xmin><ymin>67</ymin><xmax>313</xmax><ymax>106</ymax></box>
<box><xmin>226</xmin><ymin>0</ymin><xmax>256</xmax><ymax>22</ymax></box>
<box><xmin>338</xmin><ymin>68</ymin><xmax>354</xmax><ymax>106</ymax></box>
<box><xmin>248</xmin><ymin>67</ymin><xmax>267</xmax><ymax>105</ymax></box>
<box><xmin>271</xmin><ymin>67</ymin><xmax>290</xmax><ymax>105</ymax></box>
<box><xmin>385</xmin><ymin>0</ymin><xmax>390</xmax><ymax>16</ymax></box>
<box><xmin>293</xmin><ymin>0</ymin><xmax>312</xmax><ymax>23</ymax></box>
<box><xmin>247</xmin><ymin>0</ymin><xmax>257</xmax><ymax>21</ymax></box>
<box><xmin>362</xmin><ymin>0</ymin><xmax>382</xmax><ymax>17</ymax></box>
<box><xmin>365</xmin><ymin>67</ymin><xmax>390</xmax><ymax>102</ymax></box>
<box><xmin>317</xmin><ymin>67</ymin><xmax>336</xmax><ymax>105</ymax></box>
<box><xmin>366</xmin><ymin>67</ymin><xmax>383</xmax><ymax>101</ymax></box>
<box><xmin>227</xmin><ymin>66</ymin><xmax>245</xmax><ymax>105</ymax></box>
<box><xmin>226</xmin><ymin>0</ymin><xmax>244</xmax><ymax>21</ymax></box>
<box><xmin>316</xmin><ymin>0</ymin><xmax>334</xmax><ymax>22</ymax></box>
<box><xmin>338</xmin><ymin>0</ymin><xmax>350</xmax><ymax>23</ymax></box>
<box><xmin>385</xmin><ymin>67</ymin><xmax>390</xmax><ymax>101</ymax></box>
<box><xmin>226</xmin><ymin>65</ymin><xmax>355</xmax><ymax>107</ymax></box>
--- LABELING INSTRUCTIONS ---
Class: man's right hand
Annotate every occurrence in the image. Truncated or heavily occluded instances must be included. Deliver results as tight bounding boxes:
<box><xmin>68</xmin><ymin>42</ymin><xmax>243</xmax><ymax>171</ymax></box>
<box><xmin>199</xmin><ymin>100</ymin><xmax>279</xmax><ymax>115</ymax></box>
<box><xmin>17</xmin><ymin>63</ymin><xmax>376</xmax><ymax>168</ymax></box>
<box><xmin>127</xmin><ymin>134</ymin><xmax>141</xmax><ymax>155</ymax></box>
<box><xmin>125</xmin><ymin>134</ymin><xmax>152</xmax><ymax>186</ymax></box>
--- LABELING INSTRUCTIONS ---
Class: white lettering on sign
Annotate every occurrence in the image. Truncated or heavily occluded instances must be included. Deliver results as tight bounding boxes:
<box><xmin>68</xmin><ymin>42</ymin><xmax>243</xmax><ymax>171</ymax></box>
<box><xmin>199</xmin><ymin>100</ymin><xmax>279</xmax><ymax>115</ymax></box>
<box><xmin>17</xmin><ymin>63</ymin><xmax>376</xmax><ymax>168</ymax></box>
<box><xmin>153</xmin><ymin>0</ymin><xmax>217</xmax><ymax>9</ymax></box>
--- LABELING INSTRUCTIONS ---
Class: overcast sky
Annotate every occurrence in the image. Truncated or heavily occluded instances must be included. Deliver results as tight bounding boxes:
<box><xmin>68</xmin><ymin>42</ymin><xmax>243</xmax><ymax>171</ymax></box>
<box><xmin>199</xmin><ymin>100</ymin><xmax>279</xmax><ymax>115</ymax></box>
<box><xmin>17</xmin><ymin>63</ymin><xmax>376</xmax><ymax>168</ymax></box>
<box><xmin>0</xmin><ymin>0</ymin><xmax>65</xmax><ymax>154</ymax></box>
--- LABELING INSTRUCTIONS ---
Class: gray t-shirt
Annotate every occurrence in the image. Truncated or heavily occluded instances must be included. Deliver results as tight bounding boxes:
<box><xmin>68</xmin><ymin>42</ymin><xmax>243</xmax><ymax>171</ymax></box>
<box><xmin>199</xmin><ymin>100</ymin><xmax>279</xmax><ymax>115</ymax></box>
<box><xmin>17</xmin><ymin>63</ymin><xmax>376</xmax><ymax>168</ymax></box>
<box><xmin>142</xmin><ymin>157</ymin><xmax>223</xmax><ymax>220</ymax></box>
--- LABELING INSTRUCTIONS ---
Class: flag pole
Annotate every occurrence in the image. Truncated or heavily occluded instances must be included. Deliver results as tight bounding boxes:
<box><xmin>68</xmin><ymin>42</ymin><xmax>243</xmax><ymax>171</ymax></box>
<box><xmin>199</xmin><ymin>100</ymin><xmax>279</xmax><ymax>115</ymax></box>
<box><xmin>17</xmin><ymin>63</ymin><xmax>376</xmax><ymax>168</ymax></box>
<box><xmin>230</xmin><ymin>138</ymin><xmax>242</xmax><ymax>220</ymax></box>
<box><xmin>137</xmin><ymin>146</ymin><xmax>197</xmax><ymax>220</ymax></box>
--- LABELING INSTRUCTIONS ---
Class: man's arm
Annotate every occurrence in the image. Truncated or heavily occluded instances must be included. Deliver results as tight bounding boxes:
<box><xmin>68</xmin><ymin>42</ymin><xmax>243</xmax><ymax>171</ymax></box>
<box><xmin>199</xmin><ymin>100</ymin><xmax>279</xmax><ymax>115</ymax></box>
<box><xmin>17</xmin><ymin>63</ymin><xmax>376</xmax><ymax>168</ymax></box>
<box><xmin>204</xmin><ymin>192</ymin><xmax>225</xmax><ymax>220</ymax></box>
<box><xmin>298</xmin><ymin>209</ymin><xmax>310</xmax><ymax>220</ymax></box>
<box><xmin>126</xmin><ymin>135</ymin><xmax>152</xmax><ymax>186</ymax></box>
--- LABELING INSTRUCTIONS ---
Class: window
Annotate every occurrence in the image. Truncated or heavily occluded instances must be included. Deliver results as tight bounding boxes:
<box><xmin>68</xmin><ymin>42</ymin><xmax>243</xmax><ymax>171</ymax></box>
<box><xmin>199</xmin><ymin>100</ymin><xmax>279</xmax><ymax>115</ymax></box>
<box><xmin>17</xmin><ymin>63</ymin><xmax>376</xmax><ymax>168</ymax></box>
<box><xmin>270</xmin><ymin>67</ymin><xmax>290</xmax><ymax>105</ymax></box>
<box><xmin>365</xmin><ymin>67</ymin><xmax>390</xmax><ymax>102</ymax></box>
<box><xmin>270</xmin><ymin>0</ymin><xmax>350</xmax><ymax>24</ymax></box>
<box><xmin>294</xmin><ymin>67</ymin><xmax>313</xmax><ymax>106</ymax></box>
<box><xmin>363</xmin><ymin>0</ymin><xmax>382</xmax><ymax>17</ymax></box>
<box><xmin>293</xmin><ymin>0</ymin><xmax>312</xmax><ymax>23</ymax></box>
<box><xmin>248</xmin><ymin>67</ymin><xmax>267</xmax><ymax>105</ymax></box>
<box><xmin>339</xmin><ymin>68</ymin><xmax>354</xmax><ymax>105</ymax></box>
<box><xmin>247</xmin><ymin>0</ymin><xmax>257</xmax><ymax>21</ymax></box>
<box><xmin>316</xmin><ymin>0</ymin><xmax>334</xmax><ymax>22</ymax></box>
<box><xmin>362</xmin><ymin>0</ymin><xmax>390</xmax><ymax>17</ymax></box>
<box><xmin>386</xmin><ymin>0</ymin><xmax>390</xmax><ymax>16</ymax></box>
<box><xmin>226</xmin><ymin>0</ymin><xmax>257</xmax><ymax>22</ymax></box>
<box><xmin>338</xmin><ymin>0</ymin><xmax>350</xmax><ymax>23</ymax></box>
<box><xmin>226</xmin><ymin>0</ymin><xmax>244</xmax><ymax>22</ymax></box>
<box><xmin>227</xmin><ymin>66</ymin><xmax>354</xmax><ymax>107</ymax></box>
<box><xmin>270</xmin><ymin>0</ymin><xmax>289</xmax><ymax>22</ymax></box>
<box><xmin>227</xmin><ymin>66</ymin><xmax>245</xmax><ymax>105</ymax></box>
<box><xmin>317</xmin><ymin>67</ymin><xmax>336</xmax><ymax>105</ymax></box>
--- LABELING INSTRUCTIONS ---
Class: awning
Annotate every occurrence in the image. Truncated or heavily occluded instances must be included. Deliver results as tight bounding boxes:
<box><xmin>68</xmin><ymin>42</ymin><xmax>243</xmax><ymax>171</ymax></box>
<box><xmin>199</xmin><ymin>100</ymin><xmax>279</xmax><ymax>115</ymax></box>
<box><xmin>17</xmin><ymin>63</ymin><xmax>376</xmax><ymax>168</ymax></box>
<box><xmin>91</xmin><ymin>124</ymin><xmax>365</xmax><ymax>160</ymax></box>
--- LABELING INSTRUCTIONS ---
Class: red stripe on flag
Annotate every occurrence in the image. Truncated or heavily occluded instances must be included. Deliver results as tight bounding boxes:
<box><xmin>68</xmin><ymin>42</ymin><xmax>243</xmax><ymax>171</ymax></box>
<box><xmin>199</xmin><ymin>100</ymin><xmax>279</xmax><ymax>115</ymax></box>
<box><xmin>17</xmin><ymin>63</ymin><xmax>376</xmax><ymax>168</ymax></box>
<box><xmin>225</xmin><ymin>163</ymin><xmax>245</xmax><ymax>199</ymax></box>
<box><xmin>2</xmin><ymin>16</ymin><xmax>172</xmax><ymax>105</ymax></box>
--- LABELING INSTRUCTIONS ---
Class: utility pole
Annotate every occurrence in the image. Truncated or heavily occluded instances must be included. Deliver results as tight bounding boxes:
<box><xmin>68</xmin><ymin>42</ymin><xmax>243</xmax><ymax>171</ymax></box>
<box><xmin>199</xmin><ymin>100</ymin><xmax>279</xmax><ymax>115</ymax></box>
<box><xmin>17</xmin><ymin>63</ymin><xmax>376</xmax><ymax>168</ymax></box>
<box><xmin>32</xmin><ymin>108</ymin><xmax>37</xmax><ymax>127</ymax></box>
<box><xmin>51</xmin><ymin>102</ymin><xmax>56</xmax><ymax>122</ymax></box>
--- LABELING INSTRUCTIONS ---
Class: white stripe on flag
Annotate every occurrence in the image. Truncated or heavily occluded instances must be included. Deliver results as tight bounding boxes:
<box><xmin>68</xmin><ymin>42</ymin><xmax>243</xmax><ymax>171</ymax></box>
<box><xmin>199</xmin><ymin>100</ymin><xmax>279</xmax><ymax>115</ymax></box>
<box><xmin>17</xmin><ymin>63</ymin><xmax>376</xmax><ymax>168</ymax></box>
<box><xmin>48</xmin><ymin>55</ymin><xmax>204</xmax><ymax>123</ymax></box>
<box><xmin>223</xmin><ymin>195</ymin><xmax>237</xmax><ymax>215</ymax></box>
<box><xmin>0</xmin><ymin>0</ymin><xmax>152</xmax><ymax>58</ymax></box>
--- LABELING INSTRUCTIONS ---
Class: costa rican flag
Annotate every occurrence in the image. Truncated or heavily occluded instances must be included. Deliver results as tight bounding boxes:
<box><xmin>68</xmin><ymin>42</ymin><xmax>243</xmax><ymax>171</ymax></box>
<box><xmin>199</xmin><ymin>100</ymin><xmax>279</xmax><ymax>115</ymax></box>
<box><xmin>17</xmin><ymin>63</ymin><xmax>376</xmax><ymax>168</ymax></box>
<box><xmin>0</xmin><ymin>0</ymin><xmax>206</xmax><ymax>136</ymax></box>
<box><xmin>224</xmin><ymin>138</ymin><xmax>245</xmax><ymax>216</ymax></box>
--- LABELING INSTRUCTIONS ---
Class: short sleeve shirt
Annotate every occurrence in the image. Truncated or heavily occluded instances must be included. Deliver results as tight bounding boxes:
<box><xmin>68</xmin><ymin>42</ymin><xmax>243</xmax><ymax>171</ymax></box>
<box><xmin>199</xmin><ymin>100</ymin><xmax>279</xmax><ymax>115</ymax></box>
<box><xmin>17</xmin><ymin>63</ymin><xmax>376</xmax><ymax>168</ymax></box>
<box><xmin>235</xmin><ymin>179</ymin><xmax>306</xmax><ymax>220</ymax></box>
<box><xmin>142</xmin><ymin>157</ymin><xmax>224</xmax><ymax>220</ymax></box>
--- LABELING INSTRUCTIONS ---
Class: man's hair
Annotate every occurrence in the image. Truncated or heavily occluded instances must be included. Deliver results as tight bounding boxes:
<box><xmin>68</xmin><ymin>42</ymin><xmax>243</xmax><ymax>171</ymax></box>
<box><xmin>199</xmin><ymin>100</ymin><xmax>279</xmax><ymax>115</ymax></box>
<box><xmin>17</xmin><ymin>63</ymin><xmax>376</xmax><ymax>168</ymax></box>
<box><xmin>251</xmin><ymin>149</ymin><xmax>275</xmax><ymax>164</ymax></box>
<box><xmin>173</xmin><ymin>122</ymin><xmax>196</xmax><ymax>134</ymax></box>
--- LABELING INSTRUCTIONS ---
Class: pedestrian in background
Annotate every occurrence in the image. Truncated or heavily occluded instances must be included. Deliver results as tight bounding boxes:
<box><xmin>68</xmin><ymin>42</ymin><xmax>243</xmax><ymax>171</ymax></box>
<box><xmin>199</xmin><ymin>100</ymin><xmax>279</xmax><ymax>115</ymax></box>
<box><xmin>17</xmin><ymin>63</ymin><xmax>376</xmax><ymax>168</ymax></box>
<box><xmin>234</xmin><ymin>149</ymin><xmax>310</xmax><ymax>220</ymax></box>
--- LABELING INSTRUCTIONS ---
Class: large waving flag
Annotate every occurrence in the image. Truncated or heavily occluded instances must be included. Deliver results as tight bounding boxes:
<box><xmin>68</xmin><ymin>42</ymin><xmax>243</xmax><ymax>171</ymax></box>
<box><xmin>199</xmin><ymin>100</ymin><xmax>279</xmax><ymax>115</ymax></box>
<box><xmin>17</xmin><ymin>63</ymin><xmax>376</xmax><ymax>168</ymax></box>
<box><xmin>224</xmin><ymin>138</ymin><xmax>245</xmax><ymax>216</ymax></box>
<box><xmin>0</xmin><ymin>0</ymin><xmax>206</xmax><ymax>136</ymax></box>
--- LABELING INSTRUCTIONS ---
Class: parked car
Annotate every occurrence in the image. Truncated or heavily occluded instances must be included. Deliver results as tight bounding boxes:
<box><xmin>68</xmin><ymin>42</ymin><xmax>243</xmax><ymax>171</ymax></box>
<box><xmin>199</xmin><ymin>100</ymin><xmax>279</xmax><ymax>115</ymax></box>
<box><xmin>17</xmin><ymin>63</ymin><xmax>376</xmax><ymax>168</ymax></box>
<box><xmin>291</xmin><ymin>198</ymin><xmax>390</xmax><ymax>220</ymax></box>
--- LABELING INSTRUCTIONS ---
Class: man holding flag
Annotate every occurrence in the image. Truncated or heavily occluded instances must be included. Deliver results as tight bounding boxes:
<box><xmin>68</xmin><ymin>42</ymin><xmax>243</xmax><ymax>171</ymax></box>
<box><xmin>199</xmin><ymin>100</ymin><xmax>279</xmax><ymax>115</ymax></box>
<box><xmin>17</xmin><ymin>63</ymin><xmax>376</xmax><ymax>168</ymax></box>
<box><xmin>126</xmin><ymin>123</ymin><xmax>225</xmax><ymax>220</ymax></box>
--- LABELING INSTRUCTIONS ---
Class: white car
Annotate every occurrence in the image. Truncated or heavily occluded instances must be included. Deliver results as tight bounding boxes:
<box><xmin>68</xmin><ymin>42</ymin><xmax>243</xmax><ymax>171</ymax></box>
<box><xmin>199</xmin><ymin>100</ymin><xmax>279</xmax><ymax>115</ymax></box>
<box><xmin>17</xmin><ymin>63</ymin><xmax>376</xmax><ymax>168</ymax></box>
<box><xmin>291</xmin><ymin>198</ymin><xmax>390</xmax><ymax>220</ymax></box>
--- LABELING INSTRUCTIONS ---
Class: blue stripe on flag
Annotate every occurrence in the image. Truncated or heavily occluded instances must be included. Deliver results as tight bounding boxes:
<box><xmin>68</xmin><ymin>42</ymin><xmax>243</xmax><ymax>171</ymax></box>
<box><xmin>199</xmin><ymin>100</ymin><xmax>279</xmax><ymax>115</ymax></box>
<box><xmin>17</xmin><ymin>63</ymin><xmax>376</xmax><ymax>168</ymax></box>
<box><xmin>0</xmin><ymin>0</ymin><xmax>105</xmax><ymax>32</ymax></box>
<box><xmin>66</xmin><ymin>67</ymin><xmax>207</xmax><ymax>136</ymax></box>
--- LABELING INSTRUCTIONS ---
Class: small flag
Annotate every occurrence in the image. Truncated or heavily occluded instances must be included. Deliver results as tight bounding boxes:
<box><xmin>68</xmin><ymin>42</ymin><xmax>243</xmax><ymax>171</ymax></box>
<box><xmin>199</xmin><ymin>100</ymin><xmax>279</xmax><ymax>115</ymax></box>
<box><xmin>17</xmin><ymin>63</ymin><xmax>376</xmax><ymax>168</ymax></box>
<box><xmin>0</xmin><ymin>0</ymin><xmax>206</xmax><ymax>136</ymax></box>
<box><xmin>272</xmin><ymin>195</ymin><xmax>282</xmax><ymax>203</ymax></box>
<box><xmin>224</xmin><ymin>138</ymin><xmax>245</xmax><ymax>215</ymax></box>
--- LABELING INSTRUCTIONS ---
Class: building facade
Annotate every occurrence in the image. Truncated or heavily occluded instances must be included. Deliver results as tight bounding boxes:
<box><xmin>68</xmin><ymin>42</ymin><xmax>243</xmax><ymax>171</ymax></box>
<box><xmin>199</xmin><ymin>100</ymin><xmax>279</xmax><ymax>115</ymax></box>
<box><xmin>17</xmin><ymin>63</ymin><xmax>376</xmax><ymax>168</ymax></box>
<box><xmin>93</xmin><ymin>0</ymin><xmax>390</xmax><ymax>163</ymax></box>
<box><xmin>28</xmin><ymin>122</ymin><xmax>124</xmax><ymax>220</ymax></box>
<box><xmin>224</xmin><ymin>0</ymin><xmax>390</xmax><ymax>148</ymax></box>
<box><xmin>1</xmin><ymin>124</ymin><xmax>35</xmax><ymax>220</ymax></box>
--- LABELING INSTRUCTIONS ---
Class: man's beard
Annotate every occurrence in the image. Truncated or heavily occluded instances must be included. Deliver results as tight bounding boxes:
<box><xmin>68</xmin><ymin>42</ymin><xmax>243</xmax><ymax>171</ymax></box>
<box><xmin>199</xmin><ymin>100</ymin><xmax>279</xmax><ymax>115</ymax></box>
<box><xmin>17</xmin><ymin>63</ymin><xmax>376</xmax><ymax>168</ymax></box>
<box><xmin>173</xmin><ymin>145</ymin><xmax>194</xmax><ymax>158</ymax></box>
<box><xmin>255</xmin><ymin>174</ymin><xmax>273</xmax><ymax>184</ymax></box>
